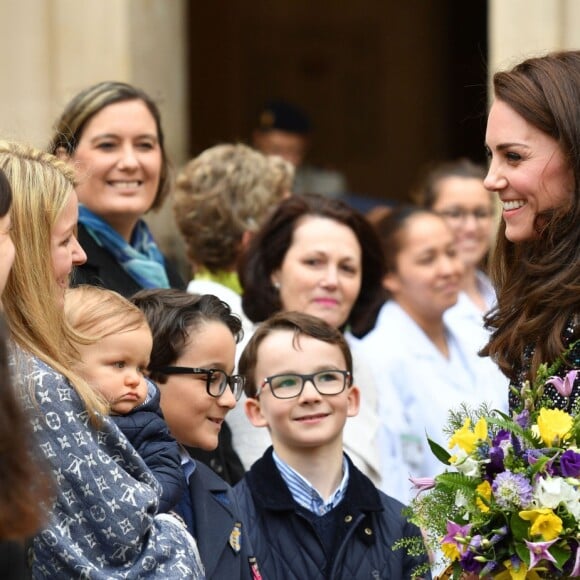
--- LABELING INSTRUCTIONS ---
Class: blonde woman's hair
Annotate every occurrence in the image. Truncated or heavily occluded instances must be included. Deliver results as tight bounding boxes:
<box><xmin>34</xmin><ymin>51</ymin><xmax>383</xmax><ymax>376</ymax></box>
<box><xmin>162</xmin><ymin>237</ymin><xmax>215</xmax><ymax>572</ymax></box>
<box><xmin>65</xmin><ymin>285</ymin><xmax>148</xmax><ymax>343</ymax></box>
<box><xmin>173</xmin><ymin>143</ymin><xmax>294</xmax><ymax>272</ymax></box>
<box><xmin>0</xmin><ymin>141</ymin><xmax>107</xmax><ymax>422</ymax></box>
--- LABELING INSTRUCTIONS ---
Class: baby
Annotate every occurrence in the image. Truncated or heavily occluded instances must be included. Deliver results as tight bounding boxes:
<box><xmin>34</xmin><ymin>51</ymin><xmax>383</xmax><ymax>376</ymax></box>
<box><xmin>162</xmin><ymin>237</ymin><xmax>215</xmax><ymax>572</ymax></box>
<box><xmin>64</xmin><ymin>285</ymin><xmax>185</xmax><ymax>513</ymax></box>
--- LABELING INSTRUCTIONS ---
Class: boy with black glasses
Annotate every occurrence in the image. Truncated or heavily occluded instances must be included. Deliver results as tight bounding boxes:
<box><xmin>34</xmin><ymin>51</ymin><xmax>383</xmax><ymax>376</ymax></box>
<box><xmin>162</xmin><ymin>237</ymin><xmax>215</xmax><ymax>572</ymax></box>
<box><xmin>132</xmin><ymin>288</ymin><xmax>260</xmax><ymax>580</ymax></box>
<box><xmin>234</xmin><ymin>311</ymin><xmax>430</xmax><ymax>579</ymax></box>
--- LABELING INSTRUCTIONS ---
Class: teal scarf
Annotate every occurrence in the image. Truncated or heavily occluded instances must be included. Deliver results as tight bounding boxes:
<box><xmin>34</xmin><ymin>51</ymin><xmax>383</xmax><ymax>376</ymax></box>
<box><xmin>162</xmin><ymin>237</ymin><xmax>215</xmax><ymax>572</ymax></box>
<box><xmin>79</xmin><ymin>206</ymin><xmax>170</xmax><ymax>289</ymax></box>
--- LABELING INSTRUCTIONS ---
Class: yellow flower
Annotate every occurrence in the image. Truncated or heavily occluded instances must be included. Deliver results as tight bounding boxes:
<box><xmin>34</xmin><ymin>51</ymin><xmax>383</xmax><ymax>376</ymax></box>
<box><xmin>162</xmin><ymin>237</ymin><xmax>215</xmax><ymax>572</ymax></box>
<box><xmin>475</xmin><ymin>480</ymin><xmax>491</xmax><ymax>512</ymax></box>
<box><xmin>448</xmin><ymin>417</ymin><xmax>488</xmax><ymax>453</ymax></box>
<box><xmin>519</xmin><ymin>508</ymin><xmax>563</xmax><ymax>541</ymax></box>
<box><xmin>440</xmin><ymin>541</ymin><xmax>460</xmax><ymax>562</ymax></box>
<box><xmin>494</xmin><ymin>559</ymin><xmax>542</xmax><ymax>580</ymax></box>
<box><xmin>535</xmin><ymin>407</ymin><xmax>573</xmax><ymax>446</ymax></box>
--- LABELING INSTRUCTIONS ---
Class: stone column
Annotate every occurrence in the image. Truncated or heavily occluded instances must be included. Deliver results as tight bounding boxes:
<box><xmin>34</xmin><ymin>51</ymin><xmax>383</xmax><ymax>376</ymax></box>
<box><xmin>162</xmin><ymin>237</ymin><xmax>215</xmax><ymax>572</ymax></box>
<box><xmin>0</xmin><ymin>0</ymin><xmax>188</xmax><ymax>264</ymax></box>
<box><xmin>488</xmin><ymin>0</ymin><xmax>580</xmax><ymax>76</ymax></box>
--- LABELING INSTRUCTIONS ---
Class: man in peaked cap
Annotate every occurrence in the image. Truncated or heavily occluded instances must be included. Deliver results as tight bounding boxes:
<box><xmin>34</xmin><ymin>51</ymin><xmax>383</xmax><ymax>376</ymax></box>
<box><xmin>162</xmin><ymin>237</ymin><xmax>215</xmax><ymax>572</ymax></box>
<box><xmin>252</xmin><ymin>99</ymin><xmax>348</xmax><ymax>199</ymax></box>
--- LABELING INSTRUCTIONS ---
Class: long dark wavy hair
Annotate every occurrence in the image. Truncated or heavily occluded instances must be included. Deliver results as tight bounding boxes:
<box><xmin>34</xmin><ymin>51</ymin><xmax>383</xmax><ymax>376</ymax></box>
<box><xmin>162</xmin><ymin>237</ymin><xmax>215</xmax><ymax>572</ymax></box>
<box><xmin>482</xmin><ymin>50</ymin><xmax>580</xmax><ymax>380</ymax></box>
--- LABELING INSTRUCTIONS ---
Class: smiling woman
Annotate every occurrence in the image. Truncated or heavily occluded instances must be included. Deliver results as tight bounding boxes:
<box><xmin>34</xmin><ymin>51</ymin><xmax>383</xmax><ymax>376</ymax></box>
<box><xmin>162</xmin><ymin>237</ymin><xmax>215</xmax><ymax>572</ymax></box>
<box><xmin>480</xmin><ymin>50</ymin><xmax>580</xmax><ymax>414</ymax></box>
<box><xmin>360</xmin><ymin>206</ymin><xmax>507</xmax><ymax>504</ymax></box>
<box><xmin>48</xmin><ymin>81</ymin><xmax>185</xmax><ymax>297</ymax></box>
<box><xmin>412</xmin><ymin>159</ymin><xmax>497</xmax><ymax>349</ymax></box>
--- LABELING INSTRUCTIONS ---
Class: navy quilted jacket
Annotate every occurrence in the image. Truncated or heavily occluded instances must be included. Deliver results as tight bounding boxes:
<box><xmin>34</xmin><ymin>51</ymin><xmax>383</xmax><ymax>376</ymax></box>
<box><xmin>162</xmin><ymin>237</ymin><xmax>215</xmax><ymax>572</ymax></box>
<box><xmin>234</xmin><ymin>447</ymin><xmax>430</xmax><ymax>580</ymax></box>
<box><xmin>112</xmin><ymin>380</ymin><xmax>185</xmax><ymax>513</ymax></box>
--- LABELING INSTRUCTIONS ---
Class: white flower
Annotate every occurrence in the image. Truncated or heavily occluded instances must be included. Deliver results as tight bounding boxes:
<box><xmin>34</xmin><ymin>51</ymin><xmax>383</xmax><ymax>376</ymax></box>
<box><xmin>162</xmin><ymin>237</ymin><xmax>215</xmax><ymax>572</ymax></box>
<box><xmin>534</xmin><ymin>476</ymin><xmax>579</xmax><ymax>518</ymax></box>
<box><xmin>455</xmin><ymin>490</ymin><xmax>468</xmax><ymax>508</ymax></box>
<box><xmin>453</xmin><ymin>449</ymin><xmax>481</xmax><ymax>477</ymax></box>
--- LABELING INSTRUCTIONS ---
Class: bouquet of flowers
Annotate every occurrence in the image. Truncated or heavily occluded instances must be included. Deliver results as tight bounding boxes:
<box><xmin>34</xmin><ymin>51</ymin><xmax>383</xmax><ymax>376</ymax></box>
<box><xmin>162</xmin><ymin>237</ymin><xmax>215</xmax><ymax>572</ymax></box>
<box><xmin>396</xmin><ymin>342</ymin><xmax>580</xmax><ymax>579</ymax></box>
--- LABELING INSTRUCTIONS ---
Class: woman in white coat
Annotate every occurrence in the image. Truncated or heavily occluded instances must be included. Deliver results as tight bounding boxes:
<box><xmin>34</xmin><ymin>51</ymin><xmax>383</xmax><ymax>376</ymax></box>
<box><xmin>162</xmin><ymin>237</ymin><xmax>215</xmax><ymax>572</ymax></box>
<box><xmin>360</xmin><ymin>206</ymin><xmax>507</xmax><ymax>504</ymax></box>
<box><xmin>411</xmin><ymin>159</ymin><xmax>497</xmax><ymax>352</ymax></box>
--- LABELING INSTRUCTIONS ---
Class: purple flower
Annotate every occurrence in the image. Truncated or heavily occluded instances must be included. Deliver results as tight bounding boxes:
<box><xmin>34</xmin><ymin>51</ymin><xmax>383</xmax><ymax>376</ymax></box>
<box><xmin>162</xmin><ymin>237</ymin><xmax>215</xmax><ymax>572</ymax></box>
<box><xmin>408</xmin><ymin>476</ymin><xmax>436</xmax><ymax>493</ymax></box>
<box><xmin>488</xmin><ymin>445</ymin><xmax>505</xmax><ymax>470</ymax></box>
<box><xmin>560</xmin><ymin>449</ymin><xmax>580</xmax><ymax>477</ymax></box>
<box><xmin>524</xmin><ymin>538</ymin><xmax>557</xmax><ymax>570</ymax></box>
<box><xmin>459</xmin><ymin>534</ymin><xmax>484</xmax><ymax>573</ymax></box>
<box><xmin>442</xmin><ymin>520</ymin><xmax>472</xmax><ymax>553</ymax></box>
<box><xmin>514</xmin><ymin>409</ymin><xmax>530</xmax><ymax>429</ymax></box>
<box><xmin>488</xmin><ymin>525</ymin><xmax>508</xmax><ymax>546</ymax></box>
<box><xmin>570</xmin><ymin>542</ymin><xmax>580</xmax><ymax>577</ymax></box>
<box><xmin>492</xmin><ymin>470</ymin><xmax>533</xmax><ymax>509</ymax></box>
<box><xmin>492</xmin><ymin>429</ymin><xmax>510</xmax><ymax>446</ymax></box>
<box><xmin>546</xmin><ymin>370</ymin><xmax>578</xmax><ymax>398</ymax></box>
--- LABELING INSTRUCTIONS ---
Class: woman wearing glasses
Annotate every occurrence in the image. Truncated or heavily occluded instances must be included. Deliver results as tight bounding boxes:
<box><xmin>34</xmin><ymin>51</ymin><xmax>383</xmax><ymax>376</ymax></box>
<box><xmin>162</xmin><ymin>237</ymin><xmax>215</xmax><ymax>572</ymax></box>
<box><xmin>412</xmin><ymin>159</ymin><xmax>496</xmax><ymax>349</ymax></box>
<box><xmin>131</xmin><ymin>289</ymin><xmax>257</xmax><ymax>580</ymax></box>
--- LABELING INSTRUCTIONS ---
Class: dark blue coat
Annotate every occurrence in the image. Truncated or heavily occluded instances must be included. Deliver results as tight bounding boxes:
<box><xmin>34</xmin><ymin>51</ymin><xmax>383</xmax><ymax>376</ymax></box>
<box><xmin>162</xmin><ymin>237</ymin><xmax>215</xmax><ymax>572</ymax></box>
<box><xmin>175</xmin><ymin>460</ymin><xmax>258</xmax><ymax>580</ymax></box>
<box><xmin>112</xmin><ymin>381</ymin><xmax>185</xmax><ymax>513</ymax></box>
<box><xmin>234</xmin><ymin>447</ymin><xmax>431</xmax><ymax>580</ymax></box>
<box><xmin>72</xmin><ymin>223</ymin><xmax>186</xmax><ymax>298</ymax></box>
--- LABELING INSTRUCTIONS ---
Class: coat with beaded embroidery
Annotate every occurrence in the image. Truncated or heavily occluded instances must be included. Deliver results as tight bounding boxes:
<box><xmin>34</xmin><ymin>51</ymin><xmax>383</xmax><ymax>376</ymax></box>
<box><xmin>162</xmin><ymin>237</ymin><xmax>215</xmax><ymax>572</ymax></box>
<box><xmin>233</xmin><ymin>447</ymin><xmax>430</xmax><ymax>580</ymax></box>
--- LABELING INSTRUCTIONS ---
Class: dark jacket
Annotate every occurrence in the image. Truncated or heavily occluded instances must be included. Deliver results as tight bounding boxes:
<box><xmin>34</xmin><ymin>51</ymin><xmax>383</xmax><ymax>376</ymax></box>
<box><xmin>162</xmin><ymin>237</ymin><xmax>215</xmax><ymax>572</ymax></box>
<box><xmin>234</xmin><ymin>447</ymin><xmax>431</xmax><ymax>580</ymax></box>
<box><xmin>175</xmin><ymin>460</ymin><xmax>257</xmax><ymax>580</ymax></box>
<box><xmin>112</xmin><ymin>381</ymin><xmax>185</xmax><ymax>513</ymax></box>
<box><xmin>72</xmin><ymin>223</ymin><xmax>186</xmax><ymax>298</ymax></box>
<box><xmin>0</xmin><ymin>540</ymin><xmax>30</xmax><ymax>580</ymax></box>
<box><xmin>509</xmin><ymin>316</ymin><xmax>580</xmax><ymax>413</ymax></box>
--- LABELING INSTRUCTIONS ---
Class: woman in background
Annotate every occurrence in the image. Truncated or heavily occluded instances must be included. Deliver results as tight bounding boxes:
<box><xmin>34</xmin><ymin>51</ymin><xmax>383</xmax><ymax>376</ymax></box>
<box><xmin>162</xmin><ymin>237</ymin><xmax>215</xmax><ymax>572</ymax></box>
<box><xmin>412</xmin><ymin>159</ymin><xmax>496</xmax><ymax>348</ymax></box>
<box><xmin>234</xmin><ymin>193</ymin><xmax>386</xmax><ymax>484</ymax></box>
<box><xmin>48</xmin><ymin>81</ymin><xmax>185</xmax><ymax>296</ymax></box>
<box><xmin>361</xmin><ymin>207</ymin><xmax>506</xmax><ymax>504</ymax></box>
<box><xmin>0</xmin><ymin>141</ymin><xmax>202</xmax><ymax>578</ymax></box>
<box><xmin>174</xmin><ymin>142</ymin><xmax>293</xmax><ymax>338</ymax></box>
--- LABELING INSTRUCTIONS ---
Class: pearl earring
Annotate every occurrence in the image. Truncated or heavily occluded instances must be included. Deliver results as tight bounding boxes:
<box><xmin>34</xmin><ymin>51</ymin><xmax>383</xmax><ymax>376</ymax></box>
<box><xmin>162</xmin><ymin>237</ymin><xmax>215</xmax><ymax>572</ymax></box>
<box><xmin>273</xmin><ymin>281</ymin><xmax>281</xmax><ymax>290</ymax></box>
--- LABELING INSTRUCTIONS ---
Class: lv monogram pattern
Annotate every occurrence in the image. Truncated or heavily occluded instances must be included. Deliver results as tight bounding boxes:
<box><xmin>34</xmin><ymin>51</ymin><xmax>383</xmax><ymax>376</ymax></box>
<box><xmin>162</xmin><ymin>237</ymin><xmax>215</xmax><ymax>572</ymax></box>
<box><xmin>14</xmin><ymin>353</ymin><xmax>204</xmax><ymax>579</ymax></box>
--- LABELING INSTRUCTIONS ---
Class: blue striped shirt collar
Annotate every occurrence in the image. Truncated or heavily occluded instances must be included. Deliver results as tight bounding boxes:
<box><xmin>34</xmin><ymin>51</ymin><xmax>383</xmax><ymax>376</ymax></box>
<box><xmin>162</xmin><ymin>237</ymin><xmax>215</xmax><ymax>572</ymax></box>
<box><xmin>179</xmin><ymin>446</ymin><xmax>197</xmax><ymax>483</ymax></box>
<box><xmin>272</xmin><ymin>450</ymin><xmax>349</xmax><ymax>515</ymax></box>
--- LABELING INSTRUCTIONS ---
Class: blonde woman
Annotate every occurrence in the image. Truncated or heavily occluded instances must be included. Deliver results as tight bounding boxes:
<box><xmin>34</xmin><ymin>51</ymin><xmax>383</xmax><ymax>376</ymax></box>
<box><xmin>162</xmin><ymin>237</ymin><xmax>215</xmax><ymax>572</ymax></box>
<box><xmin>174</xmin><ymin>143</ymin><xmax>293</xmax><ymax>338</ymax></box>
<box><xmin>0</xmin><ymin>141</ymin><xmax>203</xmax><ymax>578</ymax></box>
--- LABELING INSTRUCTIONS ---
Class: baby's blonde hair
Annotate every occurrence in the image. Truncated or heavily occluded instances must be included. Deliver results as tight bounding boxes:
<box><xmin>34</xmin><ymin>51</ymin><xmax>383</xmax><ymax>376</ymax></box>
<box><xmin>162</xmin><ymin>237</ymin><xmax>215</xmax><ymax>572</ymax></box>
<box><xmin>65</xmin><ymin>285</ymin><xmax>148</xmax><ymax>344</ymax></box>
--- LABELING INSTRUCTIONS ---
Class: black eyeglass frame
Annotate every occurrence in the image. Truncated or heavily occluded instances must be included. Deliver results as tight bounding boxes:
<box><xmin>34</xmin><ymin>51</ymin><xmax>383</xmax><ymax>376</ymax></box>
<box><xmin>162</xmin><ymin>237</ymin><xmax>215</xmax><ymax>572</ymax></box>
<box><xmin>257</xmin><ymin>369</ymin><xmax>352</xmax><ymax>399</ymax></box>
<box><xmin>151</xmin><ymin>366</ymin><xmax>245</xmax><ymax>401</ymax></box>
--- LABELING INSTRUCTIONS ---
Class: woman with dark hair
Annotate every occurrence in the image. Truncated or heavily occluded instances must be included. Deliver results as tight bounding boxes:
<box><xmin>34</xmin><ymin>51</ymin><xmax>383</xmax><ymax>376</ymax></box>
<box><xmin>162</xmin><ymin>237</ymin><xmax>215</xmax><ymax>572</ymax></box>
<box><xmin>482</xmin><ymin>50</ymin><xmax>580</xmax><ymax>412</ymax></box>
<box><xmin>240</xmin><ymin>193</ymin><xmax>386</xmax><ymax>337</ymax></box>
<box><xmin>48</xmin><ymin>81</ymin><xmax>184</xmax><ymax>296</ymax></box>
<box><xmin>360</xmin><ymin>206</ymin><xmax>506</xmax><ymax>504</ymax></box>
<box><xmin>231</xmin><ymin>193</ymin><xmax>386</xmax><ymax>484</ymax></box>
<box><xmin>412</xmin><ymin>159</ymin><xmax>496</xmax><ymax>350</ymax></box>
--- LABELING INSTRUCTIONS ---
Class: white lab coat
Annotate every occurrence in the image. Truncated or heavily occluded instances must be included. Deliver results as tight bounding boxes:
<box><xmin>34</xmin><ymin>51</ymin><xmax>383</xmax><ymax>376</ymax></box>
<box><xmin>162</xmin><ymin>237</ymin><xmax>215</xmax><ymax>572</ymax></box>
<box><xmin>358</xmin><ymin>300</ymin><xmax>508</xmax><ymax>504</ymax></box>
<box><xmin>187</xmin><ymin>278</ymin><xmax>255</xmax><ymax>339</ymax></box>
<box><xmin>444</xmin><ymin>270</ymin><xmax>496</xmax><ymax>353</ymax></box>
